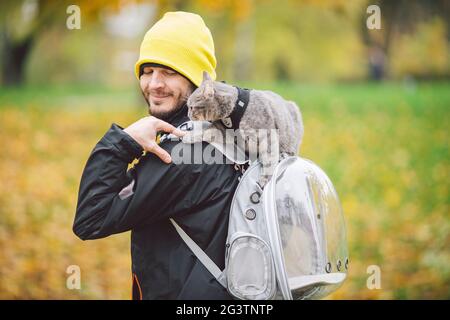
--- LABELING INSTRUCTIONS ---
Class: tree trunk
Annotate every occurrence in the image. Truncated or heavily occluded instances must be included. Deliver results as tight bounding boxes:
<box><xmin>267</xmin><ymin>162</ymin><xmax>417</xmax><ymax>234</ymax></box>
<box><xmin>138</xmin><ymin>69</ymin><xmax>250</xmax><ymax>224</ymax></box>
<box><xmin>1</xmin><ymin>32</ymin><xmax>34</xmax><ymax>86</ymax></box>
<box><xmin>232</xmin><ymin>17</ymin><xmax>254</xmax><ymax>82</ymax></box>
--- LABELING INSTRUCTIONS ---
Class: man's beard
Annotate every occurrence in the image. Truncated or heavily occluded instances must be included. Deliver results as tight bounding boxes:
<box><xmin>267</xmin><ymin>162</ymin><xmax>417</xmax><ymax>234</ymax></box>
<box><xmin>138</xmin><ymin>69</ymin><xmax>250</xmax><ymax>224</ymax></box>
<box><xmin>142</xmin><ymin>92</ymin><xmax>188</xmax><ymax>121</ymax></box>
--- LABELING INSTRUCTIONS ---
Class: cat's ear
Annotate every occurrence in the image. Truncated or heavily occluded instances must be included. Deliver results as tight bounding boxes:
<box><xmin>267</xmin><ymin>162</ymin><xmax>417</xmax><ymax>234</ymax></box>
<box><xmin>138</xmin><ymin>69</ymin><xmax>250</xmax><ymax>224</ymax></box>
<box><xmin>202</xmin><ymin>71</ymin><xmax>214</xmax><ymax>98</ymax></box>
<box><xmin>202</xmin><ymin>71</ymin><xmax>212</xmax><ymax>82</ymax></box>
<box><xmin>203</xmin><ymin>80</ymin><xmax>214</xmax><ymax>99</ymax></box>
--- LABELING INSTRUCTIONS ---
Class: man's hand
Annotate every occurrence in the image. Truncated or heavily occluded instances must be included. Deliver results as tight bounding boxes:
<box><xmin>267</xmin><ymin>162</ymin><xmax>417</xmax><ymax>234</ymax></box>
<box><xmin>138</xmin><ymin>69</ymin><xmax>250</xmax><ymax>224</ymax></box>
<box><xmin>123</xmin><ymin>116</ymin><xmax>185</xmax><ymax>163</ymax></box>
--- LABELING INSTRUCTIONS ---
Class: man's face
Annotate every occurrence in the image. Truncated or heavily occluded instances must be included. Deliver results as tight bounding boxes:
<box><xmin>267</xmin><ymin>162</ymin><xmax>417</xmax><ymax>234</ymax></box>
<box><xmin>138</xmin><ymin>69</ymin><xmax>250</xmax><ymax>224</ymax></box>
<box><xmin>140</xmin><ymin>65</ymin><xmax>195</xmax><ymax>121</ymax></box>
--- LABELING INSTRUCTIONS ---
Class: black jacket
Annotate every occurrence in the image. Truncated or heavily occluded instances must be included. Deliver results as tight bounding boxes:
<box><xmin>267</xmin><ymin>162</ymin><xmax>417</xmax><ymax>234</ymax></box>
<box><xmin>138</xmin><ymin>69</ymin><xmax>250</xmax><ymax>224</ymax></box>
<box><xmin>73</xmin><ymin>106</ymin><xmax>241</xmax><ymax>299</ymax></box>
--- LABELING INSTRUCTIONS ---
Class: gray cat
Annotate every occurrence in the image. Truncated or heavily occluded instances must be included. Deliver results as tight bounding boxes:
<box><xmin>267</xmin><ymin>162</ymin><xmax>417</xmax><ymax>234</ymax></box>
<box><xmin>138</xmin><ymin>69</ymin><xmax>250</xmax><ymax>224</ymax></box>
<box><xmin>183</xmin><ymin>72</ymin><xmax>304</xmax><ymax>188</ymax></box>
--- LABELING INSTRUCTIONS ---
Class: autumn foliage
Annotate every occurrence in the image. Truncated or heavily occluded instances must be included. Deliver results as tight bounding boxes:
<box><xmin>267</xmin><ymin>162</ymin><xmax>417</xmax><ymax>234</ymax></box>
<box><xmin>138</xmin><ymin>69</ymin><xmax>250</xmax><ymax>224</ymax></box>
<box><xmin>0</xmin><ymin>82</ymin><xmax>448</xmax><ymax>299</ymax></box>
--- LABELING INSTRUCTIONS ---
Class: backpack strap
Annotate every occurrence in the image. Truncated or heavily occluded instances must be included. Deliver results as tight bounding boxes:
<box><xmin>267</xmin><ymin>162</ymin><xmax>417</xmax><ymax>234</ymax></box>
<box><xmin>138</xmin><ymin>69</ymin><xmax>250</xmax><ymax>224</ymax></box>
<box><xmin>169</xmin><ymin>218</ymin><xmax>227</xmax><ymax>288</ymax></box>
<box><xmin>162</xmin><ymin>120</ymin><xmax>249</xmax><ymax>288</ymax></box>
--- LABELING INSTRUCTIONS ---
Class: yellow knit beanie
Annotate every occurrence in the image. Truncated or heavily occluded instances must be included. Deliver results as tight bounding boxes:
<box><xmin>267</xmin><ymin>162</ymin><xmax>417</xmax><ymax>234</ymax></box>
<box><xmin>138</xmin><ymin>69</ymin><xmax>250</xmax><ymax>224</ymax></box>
<box><xmin>135</xmin><ymin>11</ymin><xmax>217</xmax><ymax>87</ymax></box>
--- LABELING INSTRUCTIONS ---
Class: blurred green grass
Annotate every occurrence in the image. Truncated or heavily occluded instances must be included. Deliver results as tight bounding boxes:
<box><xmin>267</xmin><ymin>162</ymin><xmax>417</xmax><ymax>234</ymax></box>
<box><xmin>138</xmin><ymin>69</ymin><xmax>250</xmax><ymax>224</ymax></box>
<box><xmin>0</xmin><ymin>82</ymin><xmax>448</xmax><ymax>299</ymax></box>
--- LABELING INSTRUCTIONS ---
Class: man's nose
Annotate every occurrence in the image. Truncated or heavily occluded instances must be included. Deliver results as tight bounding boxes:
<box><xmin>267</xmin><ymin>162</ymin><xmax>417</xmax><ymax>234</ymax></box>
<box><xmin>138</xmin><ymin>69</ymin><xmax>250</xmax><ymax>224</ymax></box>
<box><xmin>148</xmin><ymin>71</ymin><xmax>165</xmax><ymax>90</ymax></box>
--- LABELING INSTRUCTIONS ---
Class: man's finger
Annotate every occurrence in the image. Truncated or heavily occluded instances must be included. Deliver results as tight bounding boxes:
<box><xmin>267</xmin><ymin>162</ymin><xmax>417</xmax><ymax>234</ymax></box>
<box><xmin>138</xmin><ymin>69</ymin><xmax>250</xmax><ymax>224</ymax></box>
<box><xmin>156</xmin><ymin>120</ymin><xmax>186</xmax><ymax>137</ymax></box>
<box><xmin>172</xmin><ymin>128</ymin><xmax>186</xmax><ymax>137</ymax></box>
<box><xmin>147</xmin><ymin>142</ymin><xmax>172</xmax><ymax>163</ymax></box>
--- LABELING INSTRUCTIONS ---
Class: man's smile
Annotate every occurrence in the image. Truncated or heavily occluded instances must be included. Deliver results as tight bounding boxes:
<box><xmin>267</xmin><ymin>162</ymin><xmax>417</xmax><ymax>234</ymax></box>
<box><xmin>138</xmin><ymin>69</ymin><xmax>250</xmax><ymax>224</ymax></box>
<box><xmin>151</xmin><ymin>94</ymin><xmax>170</xmax><ymax>98</ymax></box>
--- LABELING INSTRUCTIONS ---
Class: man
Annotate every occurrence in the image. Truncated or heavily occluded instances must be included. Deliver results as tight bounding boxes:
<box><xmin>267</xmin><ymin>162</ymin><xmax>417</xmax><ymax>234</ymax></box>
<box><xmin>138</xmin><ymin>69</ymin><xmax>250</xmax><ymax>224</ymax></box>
<box><xmin>73</xmin><ymin>12</ymin><xmax>241</xmax><ymax>299</ymax></box>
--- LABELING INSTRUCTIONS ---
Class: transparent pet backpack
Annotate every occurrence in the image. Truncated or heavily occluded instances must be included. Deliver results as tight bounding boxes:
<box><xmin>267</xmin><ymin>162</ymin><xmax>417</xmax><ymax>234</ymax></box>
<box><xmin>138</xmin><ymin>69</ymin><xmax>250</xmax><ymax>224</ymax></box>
<box><xmin>168</xmin><ymin>122</ymin><xmax>349</xmax><ymax>300</ymax></box>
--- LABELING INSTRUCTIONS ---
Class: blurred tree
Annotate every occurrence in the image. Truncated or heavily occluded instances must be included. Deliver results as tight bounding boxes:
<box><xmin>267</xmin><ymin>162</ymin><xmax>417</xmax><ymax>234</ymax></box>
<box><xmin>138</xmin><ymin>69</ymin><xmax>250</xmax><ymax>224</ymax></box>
<box><xmin>1</xmin><ymin>0</ymin><xmax>447</xmax><ymax>85</ymax></box>
<box><xmin>156</xmin><ymin>0</ymin><xmax>255</xmax><ymax>81</ymax></box>
<box><xmin>0</xmin><ymin>0</ymin><xmax>128</xmax><ymax>86</ymax></box>
<box><xmin>361</xmin><ymin>0</ymin><xmax>449</xmax><ymax>80</ymax></box>
<box><xmin>250</xmin><ymin>0</ymin><xmax>366</xmax><ymax>82</ymax></box>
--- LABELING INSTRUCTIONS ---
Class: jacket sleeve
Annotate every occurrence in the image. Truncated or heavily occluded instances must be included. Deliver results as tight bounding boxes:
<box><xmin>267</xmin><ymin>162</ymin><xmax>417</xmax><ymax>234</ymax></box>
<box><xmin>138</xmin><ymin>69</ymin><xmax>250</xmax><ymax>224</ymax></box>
<box><xmin>73</xmin><ymin>123</ymin><xmax>214</xmax><ymax>240</ymax></box>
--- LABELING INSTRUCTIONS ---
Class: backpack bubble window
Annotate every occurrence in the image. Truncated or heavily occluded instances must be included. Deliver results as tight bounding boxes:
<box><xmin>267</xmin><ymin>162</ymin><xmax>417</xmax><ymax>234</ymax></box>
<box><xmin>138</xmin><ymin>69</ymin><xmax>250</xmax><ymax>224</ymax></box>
<box><xmin>263</xmin><ymin>156</ymin><xmax>348</xmax><ymax>299</ymax></box>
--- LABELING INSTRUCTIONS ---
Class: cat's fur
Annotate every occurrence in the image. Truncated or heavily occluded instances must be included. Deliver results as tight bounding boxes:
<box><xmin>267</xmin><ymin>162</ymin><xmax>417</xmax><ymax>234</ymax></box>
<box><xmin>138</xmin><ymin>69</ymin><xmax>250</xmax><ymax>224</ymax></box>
<box><xmin>183</xmin><ymin>72</ymin><xmax>304</xmax><ymax>187</ymax></box>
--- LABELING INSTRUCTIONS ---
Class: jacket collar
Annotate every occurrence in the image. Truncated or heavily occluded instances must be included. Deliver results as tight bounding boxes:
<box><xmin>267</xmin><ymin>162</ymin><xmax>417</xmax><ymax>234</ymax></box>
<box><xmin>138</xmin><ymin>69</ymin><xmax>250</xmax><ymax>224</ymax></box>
<box><xmin>155</xmin><ymin>104</ymin><xmax>189</xmax><ymax>143</ymax></box>
<box><xmin>164</xmin><ymin>103</ymin><xmax>189</xmax><ymax>127</ymax></box>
